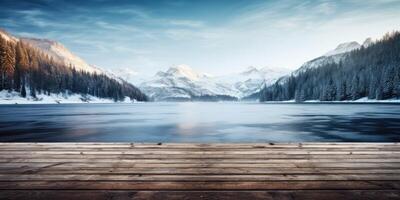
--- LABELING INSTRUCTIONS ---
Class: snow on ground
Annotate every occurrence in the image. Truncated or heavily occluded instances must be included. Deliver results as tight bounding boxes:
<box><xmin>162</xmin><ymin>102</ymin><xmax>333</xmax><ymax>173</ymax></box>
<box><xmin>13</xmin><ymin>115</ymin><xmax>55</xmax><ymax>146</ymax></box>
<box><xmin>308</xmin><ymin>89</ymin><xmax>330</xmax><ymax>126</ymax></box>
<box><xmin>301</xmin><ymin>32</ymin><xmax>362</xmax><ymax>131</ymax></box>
<box><xmin>0</xmin><ymin>90</ymin><xmax>137</xmax><ymax>104</ymax></box>
<box><xmin>303</xmin><ymin>97</ymin><xmax>400</xmax><ymax>103</ymax></box>
<box><xmin>303</xmin><ymin>98</ymin><xmax>400</xmax><ymax>103</ymax></box>
<box><xmin>263</xmin><ymin>97</ymin><xmax>400</xmax><ymax>103</ymax></box>
<box><xmin>2</xmin><ymin>90</ymin><xmax>398</xmax><ymax>104</ymax></box>
<box><xmin>346</xmin><ymin>97</ymin><xmax>400</xmax><ymax>103</ymax></box>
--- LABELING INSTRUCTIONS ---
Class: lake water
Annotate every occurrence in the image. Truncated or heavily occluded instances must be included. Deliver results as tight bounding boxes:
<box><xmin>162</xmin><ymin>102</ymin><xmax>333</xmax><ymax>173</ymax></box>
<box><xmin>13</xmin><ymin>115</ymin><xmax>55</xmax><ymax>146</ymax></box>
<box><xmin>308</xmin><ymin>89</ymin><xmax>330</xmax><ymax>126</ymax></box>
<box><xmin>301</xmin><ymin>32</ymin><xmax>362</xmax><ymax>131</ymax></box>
<box><xmin>0</xmin><ymin>102</ymin><xmax>399</xmax><ymax>142</ymax></box>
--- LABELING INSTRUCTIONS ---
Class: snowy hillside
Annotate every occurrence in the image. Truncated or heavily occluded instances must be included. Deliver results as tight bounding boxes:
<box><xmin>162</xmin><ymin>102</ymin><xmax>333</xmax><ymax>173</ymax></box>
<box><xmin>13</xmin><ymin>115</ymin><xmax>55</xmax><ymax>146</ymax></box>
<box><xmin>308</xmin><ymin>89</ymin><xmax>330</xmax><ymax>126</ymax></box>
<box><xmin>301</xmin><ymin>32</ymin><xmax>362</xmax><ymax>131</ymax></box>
<box><xmin>140</xmin><ymin>65</ymin><xmax>290</xmax><ymax>101</ymax></box>
<box><xmin>0</xmin><ymin>29</ymin><xmax>103</xmax><ymax>74</ymax></box>
<box><xmin>214</xmin><ymin>66</ymin><xmax>290</xmax><ymax>97</ymax></box>
<box><xmin>323</xmin><ymin>41</ymin><xmax>361</xmax><ymax>57</ymax></box>
<box><xmin>139</xmin><ymin>65</ymin><xmax>225</xmax><ymax>100</ymax></box>
<box><xmin>110</xmin><ymin>68</ymin><xmax>139</xmax><ymax>83</ymax></box>
<box><xmin>143</xmin><ymin>36</ymin><xmax>380</xmax><ymax>102</ymax></box>
<box><xmin>20</xmin><ymin>38</ymin><xmax>103</xmax><ymax>74</ymax></box>
<box><xmin>293</xmin><ymin>38</ymin><xmax>374</xmax><ymax>75</ymax></box>
<box><xmin>1</xmin><ymin>29</ymin><xmax>138</xmax><ymax>80</ymax></box>
<box><xmin>0</xmin><ymin>29</ymin><xmax>148</xmax><ymax>103</ymax></box>
<box><xmin>260</xmin><ymin>32</ymin><xmax>400</xmax><ymax>102</ymax></box>
<box><xmin>0</xmin><ymin>29</ymin><xmax>18</xmax><ymax>42</ymax></box>
<box><xmin>0</xmin><ymin>90</ymin><xmax>138</xmax><ymax>104</ymax></box>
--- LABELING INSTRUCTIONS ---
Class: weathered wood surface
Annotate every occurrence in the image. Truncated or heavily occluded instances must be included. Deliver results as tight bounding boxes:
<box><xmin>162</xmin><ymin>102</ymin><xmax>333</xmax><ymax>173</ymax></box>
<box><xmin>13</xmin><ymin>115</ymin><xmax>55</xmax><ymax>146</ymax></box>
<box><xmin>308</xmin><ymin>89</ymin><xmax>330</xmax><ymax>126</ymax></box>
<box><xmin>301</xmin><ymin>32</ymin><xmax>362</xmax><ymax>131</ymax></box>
<box><xmin>0</xmin><ymin>142</ymin><xmax>399</xmax><ymax>200</ymax></box>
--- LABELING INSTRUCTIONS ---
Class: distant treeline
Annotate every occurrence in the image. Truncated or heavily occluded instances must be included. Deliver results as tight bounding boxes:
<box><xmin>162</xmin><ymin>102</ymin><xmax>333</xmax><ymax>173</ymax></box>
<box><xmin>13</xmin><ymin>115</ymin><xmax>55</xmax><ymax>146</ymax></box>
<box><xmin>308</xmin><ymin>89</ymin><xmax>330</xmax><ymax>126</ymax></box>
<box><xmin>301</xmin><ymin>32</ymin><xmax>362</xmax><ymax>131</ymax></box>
<box><xmin>162</xmin><ymin>94</ymin><xmax>238</xmax><ymax>102</ymax></box>
<box><xmin>260</xmin><ymin>31</ymin><xmax>400</xmax><ymax>102</ymax></box>
<box><xmin>191</xmin><ymin>94</ymin><xmax>238</xmax><ymax>102</ymax></box>
<box><xmin>0</xmin><ymin>36</ymin><xmax>147</xmax><ymax>101</ymax></box>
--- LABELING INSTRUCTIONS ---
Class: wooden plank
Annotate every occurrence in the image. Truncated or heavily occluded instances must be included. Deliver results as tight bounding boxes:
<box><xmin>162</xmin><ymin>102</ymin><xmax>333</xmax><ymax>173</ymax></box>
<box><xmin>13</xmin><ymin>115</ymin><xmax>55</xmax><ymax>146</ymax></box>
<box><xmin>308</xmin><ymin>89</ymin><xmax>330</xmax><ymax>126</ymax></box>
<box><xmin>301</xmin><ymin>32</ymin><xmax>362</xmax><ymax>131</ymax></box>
<box><xmin>1</xmin><ymin>168</ymin><xmax>399</xmax><ymax>175</ymax></box>
<box><xmin>3</xmin><ymin>158</ymin><xmax>400</xmax><ymax>163</ymax></box>
<box><xmin>1</xmin><ymin>190</ymin><xmax>400</xmax><ymax>200</ymax></box>
<box><xmin>1</xmin><ymin>174</ymin><xmax>400</xmax><ymax>181</ymax></box>
<box><xmin>1</xmin><ymin>150</ymin><xmax>399</xmax><ymax>155</ymax></box>
<box><xmin>2</xmin><ymin>149</ymin><xmax>400</xmax><ymax>154</ymax></box>
<box><xmin>2</xmin><ymin>154</ymin><xmax>400</xmax><ymax>159</ymax></box>
<box><xmin>0</xmin><ymin>181</ymin><xmax>399</xmax><ymax>190</ymax></box>
<box><xmin>1</xmin><ymin>162</ymin><xmax>400</xmax><ymax>168</ymax></box>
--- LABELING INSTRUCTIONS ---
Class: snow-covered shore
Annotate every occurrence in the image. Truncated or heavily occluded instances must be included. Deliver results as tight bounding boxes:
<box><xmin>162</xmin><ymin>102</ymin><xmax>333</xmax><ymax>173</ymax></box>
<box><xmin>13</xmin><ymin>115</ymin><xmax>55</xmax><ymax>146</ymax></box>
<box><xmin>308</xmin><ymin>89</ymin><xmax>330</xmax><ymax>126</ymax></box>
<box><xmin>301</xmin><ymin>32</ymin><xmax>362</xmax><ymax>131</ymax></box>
<box><xmin>272</xmin><ymin>97</ymin><xmax>400</xmax><ymax>103</ymax></box>
<box><xmin>0</xmin><ymin>90</ymin><xmax>137</xmax><ymax>104</ymax></box>
<box><xmin>1</xmin><ymin>90</ymin><xmax>399</xmax><ymax>104</ymax></box>
<box><xmin>304</xmin><ymin>97</ymin><xmax>400</xmax><ymax>103</ymax></box>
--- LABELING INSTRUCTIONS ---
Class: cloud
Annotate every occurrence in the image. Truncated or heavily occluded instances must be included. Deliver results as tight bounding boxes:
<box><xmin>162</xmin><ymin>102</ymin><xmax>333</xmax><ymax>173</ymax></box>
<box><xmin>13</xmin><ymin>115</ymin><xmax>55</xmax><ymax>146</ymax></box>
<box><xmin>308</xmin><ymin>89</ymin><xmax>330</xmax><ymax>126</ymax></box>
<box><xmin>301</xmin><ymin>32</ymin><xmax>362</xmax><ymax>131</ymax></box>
<box><xmin>95</xmin><ymin>21</ymin><xmax>142</xmax><ymax>33</ymax></box>
<box><xmin>15</xmin><ymin>9</ymin><xmax>45</xmax><ymax>16</ymax></box>
<box><xmin>315</xmin><ymin>1</ymin><xmax>336</xmax><ymax>15</ymax></box>
<box><xmin>105</xmin><ymin>7</ymin><xmax>150</xmax><ymax>19</ymax></box>
<box><xmin>164</xmin><ymin>28</ymin><xmax>221</xmax><ymax>41</ymax></box>
<box><xmin>167</xmin><ymin>20</ymin><xmax>205</xmax><ymax>28</ymax></box>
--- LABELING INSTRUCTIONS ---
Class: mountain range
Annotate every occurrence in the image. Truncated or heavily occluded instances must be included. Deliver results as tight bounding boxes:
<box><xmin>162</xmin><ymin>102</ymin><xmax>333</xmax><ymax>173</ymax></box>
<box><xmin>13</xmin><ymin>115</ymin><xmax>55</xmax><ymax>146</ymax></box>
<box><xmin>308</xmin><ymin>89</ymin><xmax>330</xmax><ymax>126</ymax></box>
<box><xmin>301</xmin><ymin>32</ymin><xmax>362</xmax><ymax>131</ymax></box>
<box><xmin>138</xmin><ymin>65</ymin><xmax>290</xmax><ymax>101</ymax></box>
<box><xmin>1</xmin><ymin>29</ymin><xmax>291</xmax><ymax>102</ymax></box>
<box><xmin>2</xmin><ymin>27</ymin><xmax>395</xmax><ymax>103</ymax></box>
<box><xmin>136</xmin><ymin>38</ymin><xmax>376</xmax><ymax>101</ymax></box>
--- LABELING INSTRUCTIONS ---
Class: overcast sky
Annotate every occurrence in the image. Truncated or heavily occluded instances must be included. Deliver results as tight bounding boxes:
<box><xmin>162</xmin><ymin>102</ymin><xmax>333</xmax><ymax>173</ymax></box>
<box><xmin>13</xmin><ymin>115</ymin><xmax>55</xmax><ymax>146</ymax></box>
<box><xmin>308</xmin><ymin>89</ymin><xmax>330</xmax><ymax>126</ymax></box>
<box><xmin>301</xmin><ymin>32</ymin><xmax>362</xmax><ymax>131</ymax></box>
<box><xmin>1</xmin><ymin>0</ymin><xmax>400</xmax><ymax>75</ymax></box>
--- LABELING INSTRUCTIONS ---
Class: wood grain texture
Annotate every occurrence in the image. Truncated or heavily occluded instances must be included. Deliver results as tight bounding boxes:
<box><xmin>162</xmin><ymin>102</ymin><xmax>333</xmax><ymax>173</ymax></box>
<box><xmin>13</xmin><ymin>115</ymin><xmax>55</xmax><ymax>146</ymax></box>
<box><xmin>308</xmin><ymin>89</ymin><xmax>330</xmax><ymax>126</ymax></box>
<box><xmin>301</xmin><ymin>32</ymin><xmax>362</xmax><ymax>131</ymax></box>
<box><xmin>0</xmin><ymin>143</ymin><xmax>399</xmax><ymax>200</ymax></box>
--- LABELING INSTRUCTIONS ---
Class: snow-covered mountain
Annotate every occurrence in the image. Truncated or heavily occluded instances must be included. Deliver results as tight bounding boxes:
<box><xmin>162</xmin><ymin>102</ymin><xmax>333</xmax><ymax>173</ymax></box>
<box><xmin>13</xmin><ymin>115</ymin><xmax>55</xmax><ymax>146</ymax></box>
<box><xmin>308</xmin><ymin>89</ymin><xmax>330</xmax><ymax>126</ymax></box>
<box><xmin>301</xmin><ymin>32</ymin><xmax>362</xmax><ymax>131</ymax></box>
<box><xmin>293</xmin><ymin>38</ymin><xmax>374</xmax><ymax>75</ymax></box>
<box><xmin>139</xmin><ymin>65</ymin><xmax>290</xmax><ymax>101</ymax></box>
<box><xmin>362</xmin><ymin>37</ymin><xmax>373</xmax><ymax>48</ymax></box>
<box><xmin>3</xmin><ymin>28</ymin><xmax>377</xmax><ymax>102</ymax></box>
<box><xmin>20</xmin><ymin>38</ymin><xmax>103</xmax><ymax>74</ymax></box>
<box><xmin>216</xmin><ymin>66</ymin><xmax>290</xmax><ymax>97</ymax></box>
<box><xmin>0</xmin><ymin>29</ymin><xmax>103</xmax><ymax>74</ymax></box>
<box><xmin>139</xmin><ymin>65</ymin><xmax>227</xmax><ymax>100</ymax></box>
<box><xmin>323</xmin><ymin>41</ymin><xmax>361</xmax><ymax>57</ymax></box>
<box><xmin>0</xmin><ymin>29</ymin><xmax>148</xmax><ymax>103</ymax></box>
<box><xmin>110</xmin><ymin>68</ymin><xmax>139</xmax><ymax>82</ymax></box>
<box><xmin>1</xmin><ymin>29</ymin><xmax>139</xmax><ymax>85</ymax></box>
<box><xmin>0</xmin><ymin>29</ymin><xmax>18</xmax><ymax>42</ymax></box>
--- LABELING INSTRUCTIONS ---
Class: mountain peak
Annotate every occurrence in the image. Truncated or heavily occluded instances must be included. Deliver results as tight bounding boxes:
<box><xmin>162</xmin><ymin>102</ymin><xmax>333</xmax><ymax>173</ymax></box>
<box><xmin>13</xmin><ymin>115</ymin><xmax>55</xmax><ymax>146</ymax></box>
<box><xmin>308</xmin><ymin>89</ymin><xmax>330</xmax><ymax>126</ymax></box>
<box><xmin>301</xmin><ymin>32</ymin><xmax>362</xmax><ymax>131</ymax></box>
<box><xmin>0</xmin><ymin>30</ymin><xmax>95</xmax><ymax>73</ymax></box>
<box><xmin>19</xmin><ymin>37</ymin><xmax>102</xmax><ymax>74</ymax></box>
<box><xmin>241</xmin><ymin>66</ymin><xmax>259</xmax><ymax>75</ymax></box>
<box><xmin>0</xmin><ymin>29</ymin><xmax>18</xmax><ymax>43</ymax></box>
<box><xmin>168</xmin><ymin>64</ymin><xmax>193</xmax><ymax>72</ymax></box>
<box><xmin>362</xmin><ymin>37</ymin><xmax>373</xmax><ymax>47</ymax></box>
<box><xmin>21</xmin><ymin>37</ymin><xmax>65</xmax><ymax>52</ymax></box>
<box><xmin>324</xmin><ymin>41</ymin><xmax>361</xmax><ymax>57</ymax></box>
<box><xmin>166</xmin><ymin>65</ymin><xmax>205</xmax><ymax>80</ymax></box>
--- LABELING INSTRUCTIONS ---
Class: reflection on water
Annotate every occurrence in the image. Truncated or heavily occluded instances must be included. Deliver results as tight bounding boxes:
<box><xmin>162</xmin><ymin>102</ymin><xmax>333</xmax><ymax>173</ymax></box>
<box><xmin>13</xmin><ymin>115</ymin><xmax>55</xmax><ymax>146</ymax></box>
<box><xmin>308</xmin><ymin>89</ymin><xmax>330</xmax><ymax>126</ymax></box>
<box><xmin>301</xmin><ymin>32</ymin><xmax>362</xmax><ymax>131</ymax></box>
<box><xmin>0</xmin><ymin>102</ymin><xmax>399</xmax><ymax>142</ymax></box>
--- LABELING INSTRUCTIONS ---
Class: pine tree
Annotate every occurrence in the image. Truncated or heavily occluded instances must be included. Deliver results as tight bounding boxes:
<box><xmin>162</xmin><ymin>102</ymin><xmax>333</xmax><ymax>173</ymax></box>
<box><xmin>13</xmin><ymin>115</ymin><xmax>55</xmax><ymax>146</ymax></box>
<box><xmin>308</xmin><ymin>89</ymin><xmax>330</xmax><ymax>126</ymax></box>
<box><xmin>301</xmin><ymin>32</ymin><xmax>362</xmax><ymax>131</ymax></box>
<box><xmin>30</xmin><ymin>85</ymin><xmax>36</xmax><ymax>98</ymax></box>
<box><xmin>21</xmin><ymin>84</ymin><xmax>26</xmax><ymax>97</ymax></box>
<box><xmin>382</xmin><ymin>65</ymin><xmax>395</xmax><ymax>99</ymax></box>
<box><xmin>393</xmin><ymin>70</ymin><xmax>400</xmax><ymax>98</ymax></box>
<box><xmin>337</xmin><ymin>81</ymin><xmax>347</xmax><ymax>100</ymax></box>
<box><xmin>0</xmin><ymin>32</ymin><xmax>149</xmax><ymax>102</ymax></box>
<box><xmin>14</xmin><ymin>42</ymin><xmax>28</xmax><ymax>92</ymax></box>
<box><xmin>260</xmin><ymin>31</ymin><xmax>400</xmax><ymax>102</ymax></box>
<box><xmin>0</xmin><ymin>40</ymin><xmax>16</xmax><ymax>90</ymax></box>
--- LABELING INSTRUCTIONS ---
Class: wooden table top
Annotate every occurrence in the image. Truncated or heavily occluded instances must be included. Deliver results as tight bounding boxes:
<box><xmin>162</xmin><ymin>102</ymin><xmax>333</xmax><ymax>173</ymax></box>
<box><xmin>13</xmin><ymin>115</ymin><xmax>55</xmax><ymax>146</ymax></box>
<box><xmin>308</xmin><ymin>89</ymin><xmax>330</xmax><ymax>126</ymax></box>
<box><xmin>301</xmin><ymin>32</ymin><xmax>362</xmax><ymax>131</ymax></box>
<box><xmin>0</xmin><ymin>142</ymin><xmax>399</xmax><ymax>199</ymax></box>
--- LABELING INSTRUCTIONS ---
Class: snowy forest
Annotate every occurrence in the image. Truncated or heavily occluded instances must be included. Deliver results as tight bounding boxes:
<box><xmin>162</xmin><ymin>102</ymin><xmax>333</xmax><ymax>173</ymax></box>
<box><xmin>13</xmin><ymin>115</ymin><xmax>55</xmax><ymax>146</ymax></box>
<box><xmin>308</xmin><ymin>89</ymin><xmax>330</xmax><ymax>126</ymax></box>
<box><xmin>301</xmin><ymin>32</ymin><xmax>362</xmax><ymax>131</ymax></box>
<box><xmin>0</xmin><ymin>36</ymin><xmax>148</xmax><ymax>102</ymax></box>
<box><xmin>260</xmin><ymin>31</ymin><xmax>400</xmax><ymax>102</ymax></box>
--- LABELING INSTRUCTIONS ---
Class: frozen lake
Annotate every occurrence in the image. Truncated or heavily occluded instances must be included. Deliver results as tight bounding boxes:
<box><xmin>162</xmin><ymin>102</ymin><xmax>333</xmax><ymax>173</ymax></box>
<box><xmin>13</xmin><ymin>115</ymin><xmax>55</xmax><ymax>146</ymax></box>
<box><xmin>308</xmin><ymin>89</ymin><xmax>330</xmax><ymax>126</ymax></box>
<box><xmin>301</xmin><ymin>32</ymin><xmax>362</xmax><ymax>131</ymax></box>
<box><xmin>0</xmin><ymin>102</ymin><xmax>399</xmax><ymax>142</ymax></box>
